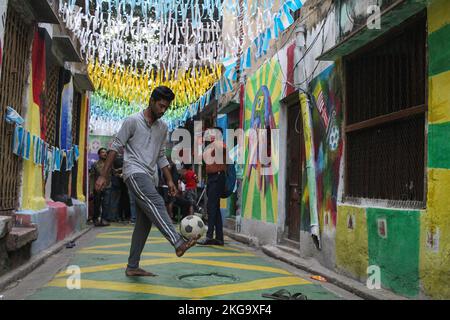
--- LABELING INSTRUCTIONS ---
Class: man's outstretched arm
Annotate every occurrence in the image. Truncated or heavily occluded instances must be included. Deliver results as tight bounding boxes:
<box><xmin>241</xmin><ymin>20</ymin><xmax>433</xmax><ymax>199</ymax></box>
<box><xmin>161</xmin><ymin>165</ymin><xmax>177</xmax><ymax>196</ymax></box>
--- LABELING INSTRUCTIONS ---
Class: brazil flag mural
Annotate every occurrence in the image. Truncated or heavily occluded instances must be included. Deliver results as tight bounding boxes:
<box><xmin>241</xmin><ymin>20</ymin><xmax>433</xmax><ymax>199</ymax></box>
<box><xmin>242</xmin><ymin>57</ymin><xmax>281</xmax><ymax>223</ymax></box>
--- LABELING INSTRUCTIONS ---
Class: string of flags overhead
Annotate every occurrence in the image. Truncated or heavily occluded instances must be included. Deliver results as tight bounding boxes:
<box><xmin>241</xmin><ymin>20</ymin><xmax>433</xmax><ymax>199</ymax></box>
<box><xmin>88</xmin><ymin>61</ymin><xmax>223</xmax><ymax>135</ymax></box>
<box><xmin>59</xmin><ymin>0</ymin><xmax>305</xmax><ymax>79</ymax></box>
<box><xmin>221</xmin><ymin>0</ymin><xmax>305</xmax><ymax>80</ymax></box>
<box><xmin>163</xmin><ymin>75</ymin><xmax>234</xmax><ymax>132</ymax></box>
<box><xmin>58</xmin><ymin>0</ymin><xmax>306</xmax><ymax>134</ymax></box>
<box><xmin>5</xmin><ymin>106</ymin><xmax>80</xmax><ymax>173</ymax></box>
<box><xmin>59</xmin><ymin>0</ymin><xmax>224</xmax><ymax>74</ymax></box>
<box><xmin>88</xmin><ymin>62</ymin><xmax>222</xmax><ymax>108</ymax></box>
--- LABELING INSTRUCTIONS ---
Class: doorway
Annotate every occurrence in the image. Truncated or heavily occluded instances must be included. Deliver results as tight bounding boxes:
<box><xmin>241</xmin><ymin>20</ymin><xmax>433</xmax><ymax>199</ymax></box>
<box><xmin>285</xmin><ymin>102</ymin><xmax>303</xmax><ymax>242</ymax></box>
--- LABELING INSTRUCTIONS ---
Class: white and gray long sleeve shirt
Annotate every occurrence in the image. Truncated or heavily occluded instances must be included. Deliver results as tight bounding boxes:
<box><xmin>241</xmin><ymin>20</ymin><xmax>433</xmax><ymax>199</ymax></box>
<box><xmin>109</xmin><ymin>111</ymin><xmax>169</xmax><ymax>182</ymax></box>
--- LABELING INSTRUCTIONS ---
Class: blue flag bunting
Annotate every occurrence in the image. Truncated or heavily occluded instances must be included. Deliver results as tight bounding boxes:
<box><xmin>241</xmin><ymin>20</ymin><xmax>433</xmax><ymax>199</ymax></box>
<box><xmin>12</xmin><ymin>126</ymin><xmax>23</xmax><ymax>156</ymax></box>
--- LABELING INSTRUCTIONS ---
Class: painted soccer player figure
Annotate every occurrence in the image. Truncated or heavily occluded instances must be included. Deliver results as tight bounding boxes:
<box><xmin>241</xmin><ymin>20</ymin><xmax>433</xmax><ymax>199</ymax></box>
<box><xmin>95</xmin><ymin>86</ymin><xmax>199</xmax><ymax>277</ymax></box>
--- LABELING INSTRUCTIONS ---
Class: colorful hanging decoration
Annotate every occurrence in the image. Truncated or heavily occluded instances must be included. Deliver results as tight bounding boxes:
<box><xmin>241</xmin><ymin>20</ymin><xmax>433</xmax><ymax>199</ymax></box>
<box><xmin>56</xmin><ymin>0</ymin><xmax>307</xmax><ymax>134</ymax></box>
<box><xmin>5</xmin><ymin>106</ymin><xmax>80</xmax><ymax>173</ymax></box>
<box><xmin>58</xmin><ymin>0</ymin><xmax>224</xmax><ymax>74</ymax></box>
<box><xmin>88</xmin><ymin>61</ymin><xmax>222</xmax><ymax>135</ymax></box>
<box><xmin>88</xmin><ymin>62</ymin><xmax>222</xmax><ymax>108</ymax></box>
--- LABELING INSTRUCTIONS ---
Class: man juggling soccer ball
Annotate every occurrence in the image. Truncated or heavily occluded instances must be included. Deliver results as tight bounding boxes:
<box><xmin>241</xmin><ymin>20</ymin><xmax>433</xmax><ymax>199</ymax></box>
<box><xmin>95</xmin><ymin>86</ymin><xmax>199</xmax><ymax>277</ymax></box>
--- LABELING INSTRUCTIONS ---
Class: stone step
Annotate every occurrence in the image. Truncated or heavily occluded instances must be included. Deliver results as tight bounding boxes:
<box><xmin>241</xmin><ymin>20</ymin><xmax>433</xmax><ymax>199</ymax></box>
<box><xmin>276</xmin><ymin>244</ymin><xmax>301</xmax><ymax>256</ymax></box>
<box><xmin>0</xmin><ymin>216</ymin><xmax>14</xmax><ymax>239</ymax></box>
<box><xmin>279</xmin><ymin>237</ymin><xmax>300</xmax><ymax>250</ymax></box>
<box><xmin>224</xmin><ymin>217</ymin><xmax>236</xmax><ymax>230</ymax></box>
<box><xmin>6</xmin><ymin>227</ymin><xmax>38</xmax><ymax>252</ymax></box>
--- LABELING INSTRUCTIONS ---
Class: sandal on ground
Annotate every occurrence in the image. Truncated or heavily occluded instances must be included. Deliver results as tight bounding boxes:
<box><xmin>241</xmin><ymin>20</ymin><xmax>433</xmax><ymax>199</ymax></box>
<box><xmin>262</xmin><ymin>289</ymin><xmax>308</xmax><ymax>300</ymax></box>
<box><xmin>125</xmin><ymin>267</ymin><xmax>157</xmax><ymax>277</ymax></box>
<box><xmin>175</xmin><ymin>235</ymin><xmax>201</xmax><ymax>257</ymax></box>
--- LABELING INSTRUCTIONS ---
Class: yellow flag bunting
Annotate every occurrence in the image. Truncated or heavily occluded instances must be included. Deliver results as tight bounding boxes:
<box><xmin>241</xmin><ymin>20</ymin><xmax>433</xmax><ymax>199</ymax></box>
<box><xmin>88</xmin><ymin>62</ymin><xmax>222</xmax><ymax>109</ymax></box>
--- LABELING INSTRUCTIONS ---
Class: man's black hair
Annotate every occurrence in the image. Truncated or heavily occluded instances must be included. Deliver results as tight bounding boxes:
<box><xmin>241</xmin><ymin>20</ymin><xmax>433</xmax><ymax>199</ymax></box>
<box><xmin>98</xmin><ymin>147</ymin><xmax>107</xmax><ymax>155</ymax></box>
<box><xmin>150</xmin><ymin>86</ymin><xmax>175</xmax><ymax>103</ymax></box>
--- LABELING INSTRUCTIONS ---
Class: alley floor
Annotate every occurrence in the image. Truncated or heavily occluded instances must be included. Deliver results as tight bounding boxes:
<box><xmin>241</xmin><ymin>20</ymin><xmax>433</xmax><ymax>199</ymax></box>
<box><xmin>1</xmin><ymin>224</ymin><xmax>360</xmax><ymax>300</ymax></box>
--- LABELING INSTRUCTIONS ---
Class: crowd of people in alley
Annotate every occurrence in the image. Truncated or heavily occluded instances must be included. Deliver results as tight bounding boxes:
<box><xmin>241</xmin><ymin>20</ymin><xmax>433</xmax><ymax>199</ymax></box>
<box><xmin>88</xmin><ymin>147</ymin><xmax>200</xmax><ymax>227</ymax></box>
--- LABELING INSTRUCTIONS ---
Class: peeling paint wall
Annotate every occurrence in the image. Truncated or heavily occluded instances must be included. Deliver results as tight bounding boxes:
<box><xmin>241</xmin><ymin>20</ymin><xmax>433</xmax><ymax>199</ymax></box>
<box><xmin>335</xmin><ymin>205</ymin><xmax>368</xmax><ymax>281</ymax></box>
<box><xmin>419</xmin><ymin>0</ymin><xmax>450</xmax><ymax>299</ymax></box>
<box><xmin>337</xmin><ymin>0</ymin><xmax>397</xmax><ymax>39</ymax></box>
<box><xmin>21</xmin><ymin>30</ymin><xmax>48</xmax><ymax>211</ymax></box>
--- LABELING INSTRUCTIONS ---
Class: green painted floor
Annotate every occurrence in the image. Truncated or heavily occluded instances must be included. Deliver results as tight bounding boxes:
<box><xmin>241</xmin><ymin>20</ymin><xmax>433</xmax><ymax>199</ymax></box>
<box><xmin>29</xmin><ymin>225</ymin><xmax>341</xmax><ymax>300</ymax></box>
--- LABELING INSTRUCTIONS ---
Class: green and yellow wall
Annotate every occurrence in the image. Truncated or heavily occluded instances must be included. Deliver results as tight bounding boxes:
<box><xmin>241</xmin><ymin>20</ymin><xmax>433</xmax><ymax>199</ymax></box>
<box><xmin>335</xmin><ymin>0</ymin><xmax>450</xmax><ymax>299</ymax></box>
<box><xmin>419</xmin><ymin>0</ymin><xmax>450</xmax><ymax>299</ymax></box>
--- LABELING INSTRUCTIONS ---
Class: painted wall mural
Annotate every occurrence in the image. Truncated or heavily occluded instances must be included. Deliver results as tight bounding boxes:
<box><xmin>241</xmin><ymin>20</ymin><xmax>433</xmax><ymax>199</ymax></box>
<box><xmin>242</xmin><ymin>57</ymin><xmax>281</xmax><ymax>223</ymax></box>
<box><xmin>21</xmin><ymin>30</ymin><xmax>48</xmax><ymax>211</ymax></box>
<box><xmin>300</xmin><ymin>64</ymin><xmax>343</xmax><ymax>236</ymax></box>
<box><xmin>76</xmin><ymin>94</ymin><xmax>89</xmax><ymax>202</ymax></box>
<box><xmin>59</xmin><ymin>72</ymin><xmax>74</xmax><ymax>151</ymax></box>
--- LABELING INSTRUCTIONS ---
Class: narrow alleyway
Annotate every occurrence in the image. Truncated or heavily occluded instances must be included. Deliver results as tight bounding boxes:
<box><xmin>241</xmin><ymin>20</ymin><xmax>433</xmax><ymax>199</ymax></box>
<box><xmin>1</xmin><ymin>225</ymin><xmax>358</xmax><ymax>300</ymax></box>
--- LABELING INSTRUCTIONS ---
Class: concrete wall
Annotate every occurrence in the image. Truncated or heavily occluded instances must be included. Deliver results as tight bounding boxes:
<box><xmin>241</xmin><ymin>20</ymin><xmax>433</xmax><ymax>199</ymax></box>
<box><xmin>241</xmin><ymin>218</ymin><xmax>278</xmax><ymax>246</ymax></box>
<box><xmin>15</xmin><ymin>201</ymin><xmax>86</xmax><ymax>256</ymax></box>
<box><xmin>418</xmin><ymin>0</ymin><xmax>450</xmax><ymax>299</ymax></box>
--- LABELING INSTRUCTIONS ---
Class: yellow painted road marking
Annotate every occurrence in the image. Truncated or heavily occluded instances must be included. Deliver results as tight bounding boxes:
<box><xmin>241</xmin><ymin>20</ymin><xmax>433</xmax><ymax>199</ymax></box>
<box><xmin>84</xmin><ymin>239</ymin><xmax>244</xmax><ymax>254</ymax></box>
<box><xmin>96</xmin><ymin>235</ymin><xmax>136</xmax><ymax>239</ymax></box>
<box><xmin>180</xmin><ymin>258</ymin><xmax>292</xmax><ymax>275</ymax></box>
<box><xmin>100</xmin><ymin>229</ymin><xmax>167</xmax><ymax>236</ymax></box>
<box><xmin>78</xmin><ymin>249</ymin><xmax>255</xmax><ymax>258</ymax></box>
<box><xmin>46</xmin><ymin>276</ymin><xmax>309</xmax><ymax>299</ymax></box>
<box><xmin>83</xmin><ymin>243</ymin><xmax>136</xmax><ymax>250</ymax></box>
<box><xmin>105</xmin><ymin>225</ymin><xmax>134</xmax><ymax>229</ymax></box>
<box><xmin>98</xmin><ymin>230</ymin><xmax>135</xmax><ymax>236</ymax></box>
<box><xmin>55</xmin><ymin>258</ymin><xmax>180</xmax><ymax>278</ymax></box>
<box><xmin>55</xmin><ymin>257</ymin><xmax>291</xmax><ymax>278</ymax></box>
<box><xmin>84</xmin><ymin>239</ymin><xmax>165</xmax><ymax>250</ymax></box>
<box><xmin>96</xmin><ymin>234</ymin><xmax>169</xmax><ymax>240</ymax></box>
<box><xmin>198</xmin><ymin>244</ymin><xmax>243</xmax><ymax>253</ymax></box>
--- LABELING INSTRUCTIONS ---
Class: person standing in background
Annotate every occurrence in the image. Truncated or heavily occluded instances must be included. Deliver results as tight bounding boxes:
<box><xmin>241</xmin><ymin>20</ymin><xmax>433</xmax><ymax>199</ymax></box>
<box><xmin>90</xmin><ymin>148</ymin><xmax>111</xmax><ymax>227</ymax></box>
<box><xmin>199</xmin><ymin>127</ymin><xmax>227</xmax><ymax>246</ymax></box>
<box><xmin>182</xmin><ymin>163</ymin><xmax>199</xmax><ymax>215</ymax></box>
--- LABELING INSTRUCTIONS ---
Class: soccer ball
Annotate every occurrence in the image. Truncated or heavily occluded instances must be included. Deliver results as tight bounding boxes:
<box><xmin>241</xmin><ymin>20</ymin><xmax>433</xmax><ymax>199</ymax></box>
<box><xmin>328</xmin><ymin>125</ymin><xmax>340</xmax><ymax>151</ymax></box>
<box><xmin>180</xmin><ymin>215</ymin><xmax>205</xmax><ymax>240</ymax></box>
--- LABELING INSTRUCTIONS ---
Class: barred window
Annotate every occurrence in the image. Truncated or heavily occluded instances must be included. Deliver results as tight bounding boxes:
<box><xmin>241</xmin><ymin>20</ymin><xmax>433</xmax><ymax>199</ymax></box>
<box><xmin>0</xmin><ymin>5</ymin><xmax>33</xmax><ymax>213</ymax></box>
<box><xmin>344</xmin><ymin>12</ymin><xmax>426</xmax><ymax>206</ymax></box>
